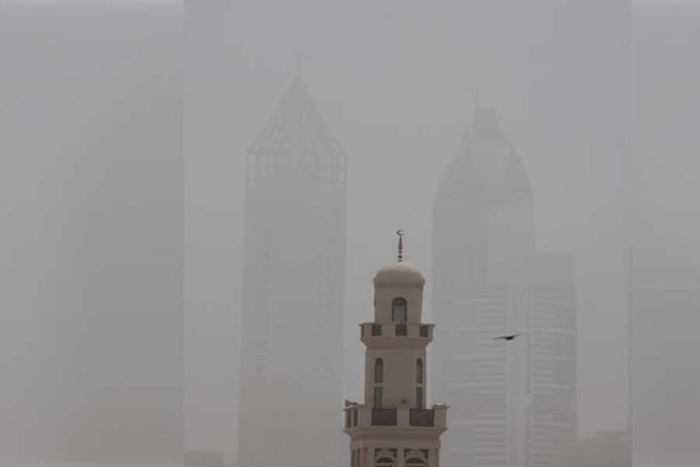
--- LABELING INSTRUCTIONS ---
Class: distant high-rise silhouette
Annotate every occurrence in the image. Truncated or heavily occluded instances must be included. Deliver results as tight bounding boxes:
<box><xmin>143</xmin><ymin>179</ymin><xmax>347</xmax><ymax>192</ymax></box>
<box><xmin>237</xmin><ymin>71</ymin><xmax>347</xmax><ymax>467</ymax></box>
<box><xmin>432</xmin><ymin>106</ymin><xmax>577</xmax><ymax>467</ymax></box>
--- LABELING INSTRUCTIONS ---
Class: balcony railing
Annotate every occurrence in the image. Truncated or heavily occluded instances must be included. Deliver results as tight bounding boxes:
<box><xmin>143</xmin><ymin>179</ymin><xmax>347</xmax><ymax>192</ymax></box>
<box><xmin>345</xmin><ymin>404</ymin><xmax>447</xmax><ymax>431</ymax></box>
<box><xmin>409</xmin><ymin>409</ymin><xmax>434</xmax><ymax>427</ymax></box>
<box><xmin>371</xmin><ymin>408</ymin><xmax>397</xmax><ymax>426</ymax></box>
<box><xmin>360</xmin><ymin>323</ymin><xmax>433</xmax><ymax>340</ymax></box>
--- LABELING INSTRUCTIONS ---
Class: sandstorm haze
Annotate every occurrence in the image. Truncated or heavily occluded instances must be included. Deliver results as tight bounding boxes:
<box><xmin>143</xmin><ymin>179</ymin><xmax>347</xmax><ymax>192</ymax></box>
<box><xmin>0</xmin><ymin>0</ymin><xmax>698</xmax><ymax>466</ymax></box>
<box><xmin>188</xmin><ymin>0</ymin><xmax>631</xmax><ymax>462</ymax></box>
<box><xmin>632</xmin><ymin>2</ymin><xmax>700</xmax><ymax>467</ymax></box>
<box><xmin>1</xmin><ymin>1</ymin><xmax>182</xmax><ymax>466</ymax></box>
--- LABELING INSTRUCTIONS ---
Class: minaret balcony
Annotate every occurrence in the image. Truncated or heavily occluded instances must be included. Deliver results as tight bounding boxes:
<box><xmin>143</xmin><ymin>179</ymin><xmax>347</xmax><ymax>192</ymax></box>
<box><xmin>343</xmin><ymin>404</ymin><xmax>448</xmax><ymax>433</ymax></box>
<box><xmin>359</xmin><ymin>322</ymin><xmax>434</xmax><ymax>344</ymax></box>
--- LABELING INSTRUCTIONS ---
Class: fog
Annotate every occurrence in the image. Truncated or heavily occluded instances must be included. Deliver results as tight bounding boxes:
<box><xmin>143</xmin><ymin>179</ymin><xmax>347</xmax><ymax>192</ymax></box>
<box><xmin>1</xmin><ymin>2</ymin><xmax>183</xmax><ymax>466</ymax></box>
<box><xmin>1</xmin><ymin>1</ymin><xmax>698</xmax><ymax>466</ymax></box>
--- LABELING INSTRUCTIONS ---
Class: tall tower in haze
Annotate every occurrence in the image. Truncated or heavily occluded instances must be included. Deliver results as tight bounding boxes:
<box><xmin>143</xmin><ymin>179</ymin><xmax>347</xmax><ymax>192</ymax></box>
<box><xmin>237</xmin><ymin>70</ymin><xmax>347</xmax><ymax>467</ymax></box>
<box><xmin>432</xmin><ymin>106</ymin><xmax>576</xmax><ymax>467</ymax></box>
<box><xmin>344</xmin><ymin>234</ymin><xmax>448</xmax><ymax>467</ymax></box>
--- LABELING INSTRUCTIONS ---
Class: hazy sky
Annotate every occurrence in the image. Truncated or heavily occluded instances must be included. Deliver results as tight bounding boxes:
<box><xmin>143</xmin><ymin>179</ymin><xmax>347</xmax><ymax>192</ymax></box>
<box><xmin>632</xmin><ymin>4</ymin><xmax>700</xmax><ymax>465</ymax></box>
<box><xmin>2</xmin><ymin>2</ymin><xmax>182</xmax><ymax>465</ymax></box>
<box><xmin>2</xmin><ymin>1</ymin><xmax>698</xmax><ymax>466</ymax></box>
<box><xmin>186</xmin><ymin>0</ymin><xmax>634</xmax><ymax>460</ymax></box>
<box><xmin>187</xmin><ymin>1</ymin><xmax>699</xmax><ymax>463</ymax></box>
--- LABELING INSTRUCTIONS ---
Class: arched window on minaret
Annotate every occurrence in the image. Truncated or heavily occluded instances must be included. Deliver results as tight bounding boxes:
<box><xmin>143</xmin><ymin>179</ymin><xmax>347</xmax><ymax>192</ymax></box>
<box><xmin>406</xmin><ymin>457</ymin><xmax>426</xmax><ymax>467</ymax></box>
<box><xmin>392</xmin><ymin>297</ymin><xmax>407</xmax><ymax>324</ymax></box>
<box><xmin>375</xmin><ymin>358</ymin><xmax>384</xmax><ymax>383</ymax></box>
<box><xmin>374</xmin><ymin>358</ymin><xmax>384</xmax><ymax>408</ymax></box>
<box><xmin>416</xmin><ymin>358</ymin><xmax>425</xmax><ymax>409</ymax></box>
<box><xmin>374</xmin><ymin>386</ymin><xmax>383</xmax><ymax>408</ymax></box>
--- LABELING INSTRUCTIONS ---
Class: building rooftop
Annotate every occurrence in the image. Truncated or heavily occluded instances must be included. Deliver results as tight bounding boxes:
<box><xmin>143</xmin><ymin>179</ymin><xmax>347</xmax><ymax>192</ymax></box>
<box><xmin>435</xmin><ymin>105</ymin><xmax>532</xmax><ymax>208</ymax></box>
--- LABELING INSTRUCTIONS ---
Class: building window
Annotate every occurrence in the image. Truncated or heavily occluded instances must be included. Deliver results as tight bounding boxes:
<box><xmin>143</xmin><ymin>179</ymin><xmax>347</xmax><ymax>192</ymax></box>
<box><xmin>392</xmin><ymin>298</ymin><xmax>407</xmax><ymax>323</ymax></box>
<box><xmin>416</xmin><ymin>359</ymin><xmax>423</xmax><ymax>384</ymax></box>
<box><xmin>374</xmin><ymin>387</ymin><xmax>383</xmax><ymax>408</ymax></box>
<box><xmin>406</xmin><ymin>458</ymin><xmax>425</xmax><ymax>467</ymax></box>
<box><xmin>416</xmin><ymin>387</ymin><xmax>423</xmax><ymax>409</ymax></box>
<box><xmin>374</xmin><ymin>358</ymin><xmax>384</xmax><ymax>383</ymax></box>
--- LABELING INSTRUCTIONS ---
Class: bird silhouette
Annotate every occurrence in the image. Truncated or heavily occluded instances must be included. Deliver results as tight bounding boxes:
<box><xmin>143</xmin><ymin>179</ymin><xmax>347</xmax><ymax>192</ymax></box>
<box><xmin>493</xmin><ymin>333</ymin><xmax>526</xmax><ymax>341</ymax></box>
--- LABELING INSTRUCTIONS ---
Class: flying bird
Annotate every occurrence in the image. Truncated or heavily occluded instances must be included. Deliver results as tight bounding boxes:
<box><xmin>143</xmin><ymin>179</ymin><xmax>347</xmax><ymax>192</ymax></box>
<box><xmin>493</xmin><ymin>333</ymin><xmax>526</xmax><ymax>341</ymax></box>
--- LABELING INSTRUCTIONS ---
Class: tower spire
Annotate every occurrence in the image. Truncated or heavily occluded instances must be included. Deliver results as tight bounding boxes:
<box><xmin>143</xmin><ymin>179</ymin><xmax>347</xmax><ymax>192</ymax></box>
<box><xmin>397</xmin><ymin>229</ymin><xmax>404</xmax><ymax>262</ymax></box>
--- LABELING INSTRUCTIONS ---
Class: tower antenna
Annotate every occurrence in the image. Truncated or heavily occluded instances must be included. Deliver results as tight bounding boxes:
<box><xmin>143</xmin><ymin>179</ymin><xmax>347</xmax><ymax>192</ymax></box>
<box><xmin>396</xmin><ymin>229</ymin><xmax>404</xmax><ymax>262</ymax></box>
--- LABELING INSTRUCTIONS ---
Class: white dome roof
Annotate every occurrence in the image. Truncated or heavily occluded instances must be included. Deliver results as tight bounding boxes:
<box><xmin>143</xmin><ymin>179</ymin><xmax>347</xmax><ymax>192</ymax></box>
<box><xmin>373</xmin><ymin>261</ymin><xmax>425</xmax><ymax>287</ymax></box>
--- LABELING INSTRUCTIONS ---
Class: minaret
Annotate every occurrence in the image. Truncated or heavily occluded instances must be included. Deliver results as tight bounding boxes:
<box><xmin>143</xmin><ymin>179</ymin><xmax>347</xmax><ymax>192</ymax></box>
<box><xmin>344</xmin><ymin>231</ymin><xmax>448</xmax><ymax>467</ymax></box>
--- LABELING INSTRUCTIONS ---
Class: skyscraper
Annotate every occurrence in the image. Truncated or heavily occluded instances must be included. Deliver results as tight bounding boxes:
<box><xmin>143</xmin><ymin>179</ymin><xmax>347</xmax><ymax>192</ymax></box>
<box><xmin>432</xmin><ymin>106</ymin><xmax>576</xmax><ymax>467</ymax></box>
<box><xmin>237</xmin><ymin>71</ymin><xmax>347</xmax><ymax>467</ymax></box>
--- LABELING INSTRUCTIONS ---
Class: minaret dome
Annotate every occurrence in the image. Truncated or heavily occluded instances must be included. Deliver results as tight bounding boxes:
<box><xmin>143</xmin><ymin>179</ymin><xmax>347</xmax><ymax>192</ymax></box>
<box><xmin>373</xmin><ymin>262</ymin><xmax>425</xmax><ymax>288</ymax></box>
<box><xmin>372</xmin><ymin>231</ymin><xmax>426</xmax><ymax>324</ymax></box>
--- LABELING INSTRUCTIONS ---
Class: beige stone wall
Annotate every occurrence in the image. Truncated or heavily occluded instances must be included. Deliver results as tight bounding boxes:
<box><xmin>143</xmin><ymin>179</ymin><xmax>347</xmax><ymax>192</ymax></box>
<box><xmin>364</xmin><ymin>348</ymin><xmax>426</xmax><ymax>408</ymax></box>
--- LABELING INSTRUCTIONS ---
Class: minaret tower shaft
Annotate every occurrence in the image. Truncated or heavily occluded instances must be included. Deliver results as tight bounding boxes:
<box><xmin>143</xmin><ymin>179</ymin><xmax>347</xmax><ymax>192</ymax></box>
<box><xmin>344</xmin><ymin>233</ymin><xmax>448</xmax><ymax>467</ymax></box>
